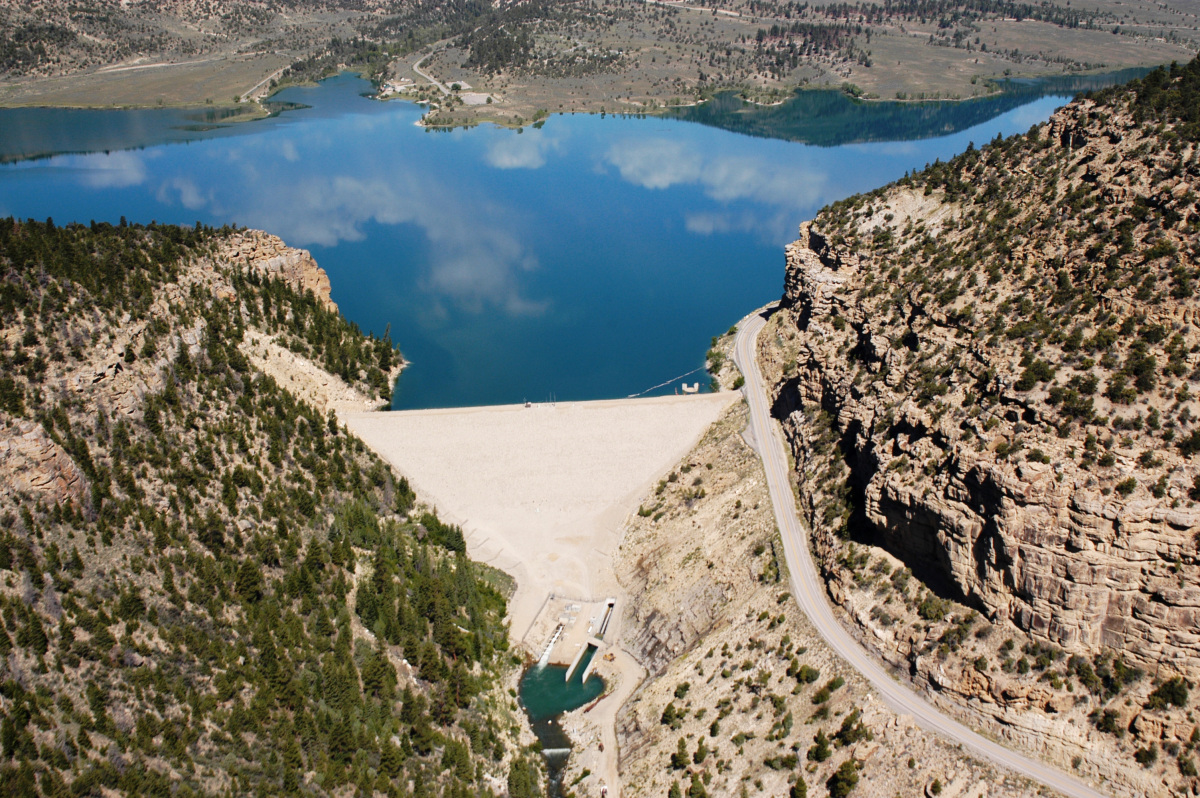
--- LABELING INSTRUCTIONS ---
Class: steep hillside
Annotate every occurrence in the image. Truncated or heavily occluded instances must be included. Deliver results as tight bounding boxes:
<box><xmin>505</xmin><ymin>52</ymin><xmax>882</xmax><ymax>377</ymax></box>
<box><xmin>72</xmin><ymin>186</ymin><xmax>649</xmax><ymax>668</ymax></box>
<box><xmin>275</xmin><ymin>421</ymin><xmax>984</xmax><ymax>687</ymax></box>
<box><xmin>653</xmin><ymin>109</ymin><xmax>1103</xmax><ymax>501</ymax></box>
<box><xmin>608</xmin><ymin>390</ymin><xmax>1045</xmax><ymax>798</ymax></box>
<box><xmin>0</xmin><ymin>219</ymin><xmax>537</xmax><ymax>797</ymax></box>
<box><xmin>759</xmin><ymin>57</ymin><xmax>1200</xmax><ymax>790</ymax></box>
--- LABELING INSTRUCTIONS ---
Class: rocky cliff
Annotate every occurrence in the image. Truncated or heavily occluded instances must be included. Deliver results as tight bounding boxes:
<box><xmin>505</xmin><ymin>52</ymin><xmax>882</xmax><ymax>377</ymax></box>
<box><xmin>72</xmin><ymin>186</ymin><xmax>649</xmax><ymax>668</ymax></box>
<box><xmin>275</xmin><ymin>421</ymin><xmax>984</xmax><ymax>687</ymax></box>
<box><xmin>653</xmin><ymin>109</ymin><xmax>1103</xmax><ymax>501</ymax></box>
<box><xmin>611</xmin><ymin>400</ymin><xmax>1042</xmax><ymax>798</ymax></box>
<box><xmin>759</xmin><ymin>60</ymin><xmax>1200</xmax><ymax>789</ymax></box>
<box><xmin>770</xmin><ymin>59</ymin><xmax>1200</xmax><ymax>672</ymax></box>
<box><xmin>220</xmin><ymin>230</ymin><xmax>337</xmax><ymax>313</ymax></box>
<box><xmin>0</xmin><ymin>420</ymin><xmax>89</xmax><ymax>509</ymax></box>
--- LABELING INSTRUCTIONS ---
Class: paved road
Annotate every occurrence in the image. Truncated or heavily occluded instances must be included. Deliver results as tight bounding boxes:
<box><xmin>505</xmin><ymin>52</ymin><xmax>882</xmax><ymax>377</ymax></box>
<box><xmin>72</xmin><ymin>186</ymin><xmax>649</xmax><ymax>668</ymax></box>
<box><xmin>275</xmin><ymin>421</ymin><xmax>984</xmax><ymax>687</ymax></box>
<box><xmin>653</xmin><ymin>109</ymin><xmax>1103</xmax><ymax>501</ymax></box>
<box><xmin>731</xmin><ymin>304</ymin><xmax>1112</xmax><ymax>798</ymax></box>
<box><xmin>240</xmin><ymin>65</ymin><xmax>287</xmax><ymax>103</ymax></box>
<box><xmin>412</xmin><ymin>52</ymin><xmax>449</xmax><ymax>95</ymax></box>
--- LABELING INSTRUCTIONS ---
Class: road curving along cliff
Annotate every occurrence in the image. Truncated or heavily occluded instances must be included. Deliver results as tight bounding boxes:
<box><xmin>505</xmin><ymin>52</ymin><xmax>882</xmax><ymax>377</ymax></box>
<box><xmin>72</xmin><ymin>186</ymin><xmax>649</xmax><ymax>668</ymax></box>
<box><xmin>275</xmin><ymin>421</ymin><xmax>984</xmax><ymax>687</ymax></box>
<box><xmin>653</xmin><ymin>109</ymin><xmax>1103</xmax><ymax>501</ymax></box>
<box><xmin>753</xmin><ymin>58</ymin><xmax>1200</xmax><ymax>795</ymax></box>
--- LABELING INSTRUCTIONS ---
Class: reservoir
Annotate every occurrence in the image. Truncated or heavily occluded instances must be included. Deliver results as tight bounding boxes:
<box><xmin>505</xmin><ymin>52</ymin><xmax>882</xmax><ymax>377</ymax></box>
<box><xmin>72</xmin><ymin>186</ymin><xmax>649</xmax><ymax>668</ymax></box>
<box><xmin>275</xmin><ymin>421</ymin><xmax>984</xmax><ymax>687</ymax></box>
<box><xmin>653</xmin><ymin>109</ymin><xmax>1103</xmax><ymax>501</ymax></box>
<box><xmin>0</xmin><ymin>72</ymin><xmax>1137</xmax><ymax>410</ymax></box>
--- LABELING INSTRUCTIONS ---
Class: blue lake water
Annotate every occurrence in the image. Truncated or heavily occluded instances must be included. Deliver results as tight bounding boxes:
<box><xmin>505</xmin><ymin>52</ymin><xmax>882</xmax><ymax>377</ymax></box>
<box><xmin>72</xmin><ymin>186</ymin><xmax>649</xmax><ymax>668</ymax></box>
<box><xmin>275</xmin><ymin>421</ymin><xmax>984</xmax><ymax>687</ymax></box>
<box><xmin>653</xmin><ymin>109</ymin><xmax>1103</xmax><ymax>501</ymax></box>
<box><xmin>0</xmin><ymin>73</ymin><xmax>1129</xmax><ymax>408</ymax></box>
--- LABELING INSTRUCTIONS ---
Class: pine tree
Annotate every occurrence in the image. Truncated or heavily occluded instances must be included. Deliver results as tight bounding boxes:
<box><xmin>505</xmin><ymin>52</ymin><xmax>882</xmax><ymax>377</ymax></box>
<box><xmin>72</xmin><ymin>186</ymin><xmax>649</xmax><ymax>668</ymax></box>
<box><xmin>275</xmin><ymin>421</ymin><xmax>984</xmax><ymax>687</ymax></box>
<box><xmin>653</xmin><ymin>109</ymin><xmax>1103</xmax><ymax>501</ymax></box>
<box><xmin>16</xmin><ymin>606</ymin><xmax>48</xmax><ymax>656</ymax></box>
<box><xmin>235</xmin><ymin>559</ymin><xmax>265</xmax><ymax>604</ymax></box>
<box><xmin>327</xmin><ymin>714</ymin><xmax>354</xmax><ymax>765</ymax></box>
<box><xmin>361</xmin><ymin>641</ymin><xmax>396</xmax><ymax>700</ymax></box>
<box><xmin>671</xmin><ymin>736</ymin><xmax>690</xmax><ymax>769</ymax></box>
<box><xmin>380</xmin><ymin>740</ymin><xmax>404</xmax><ymax>778</ymax></box>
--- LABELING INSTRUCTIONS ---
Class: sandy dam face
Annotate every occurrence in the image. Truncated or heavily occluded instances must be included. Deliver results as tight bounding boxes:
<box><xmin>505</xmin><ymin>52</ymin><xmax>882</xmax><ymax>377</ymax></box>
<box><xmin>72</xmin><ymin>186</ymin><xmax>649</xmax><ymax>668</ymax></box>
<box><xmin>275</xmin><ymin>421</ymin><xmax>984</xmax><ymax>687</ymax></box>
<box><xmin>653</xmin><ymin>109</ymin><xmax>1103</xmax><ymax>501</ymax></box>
<box><xmin>343</xmin><ymin>392</ymin><xmax>737</xmax><ymax>640</ymax></box>
<box><xmin>345</xmin><ymin>392</ymin><xmax>736</xmax><ymax>795</ymax></box>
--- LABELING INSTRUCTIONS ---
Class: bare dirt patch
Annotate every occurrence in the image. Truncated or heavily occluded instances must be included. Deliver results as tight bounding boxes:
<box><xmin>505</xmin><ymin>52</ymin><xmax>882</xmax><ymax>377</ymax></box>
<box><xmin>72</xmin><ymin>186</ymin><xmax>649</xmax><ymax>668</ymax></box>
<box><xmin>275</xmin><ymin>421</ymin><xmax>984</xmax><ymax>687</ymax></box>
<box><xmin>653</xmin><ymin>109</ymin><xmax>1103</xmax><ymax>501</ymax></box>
<box><xmin>0</xmin><ymin>54</ymin><xmax>291</xmax><ymax>108</ymax></box>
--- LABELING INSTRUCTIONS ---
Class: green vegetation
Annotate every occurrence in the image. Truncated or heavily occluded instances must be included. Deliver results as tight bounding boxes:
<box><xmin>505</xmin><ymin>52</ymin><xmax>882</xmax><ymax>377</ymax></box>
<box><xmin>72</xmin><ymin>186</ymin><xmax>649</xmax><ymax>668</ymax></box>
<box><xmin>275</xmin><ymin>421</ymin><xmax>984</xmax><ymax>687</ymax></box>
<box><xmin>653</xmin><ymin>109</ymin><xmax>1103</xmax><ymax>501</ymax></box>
<box><xmin>833</xmin><ymin>709</ymin><xmax>872</xmax><ymax>746</ymax></box>
<box><xmin>770</xmin><ymin>55</ymin><xmax>1200</xmax><ymax>782</ymax></box>
<box><xmin>1094</xmin><ymin>59</ymin><xmax>1200</xmax><ymax>141</ymax></box>
<box><xmin>1146</xmin><ymin>676</ymin><xmax>1191</xmax><ymax>710</ymax></box>
<box><xmin>810</xmin><ymin>676</ymin><xmax>845</xmax><ymax>705</ymax></box>
<box><xmin>797</xmin><ymin>53</ymin><xmax>1200</xmax><ymax>630</ymax></box>
<box><xmin>0</xmin><ymin>219</ymin><xmax>525</xmax><ymax>796</ymax></box>
<box><xmin>826</xmin><ymin>759</ymin><xmax>860</xmax><ymax>797</ymax></box>
<box><xmin>806</xmin><ymin>729</ymin><xmax>832</xmax><ymax>762</ymax></box>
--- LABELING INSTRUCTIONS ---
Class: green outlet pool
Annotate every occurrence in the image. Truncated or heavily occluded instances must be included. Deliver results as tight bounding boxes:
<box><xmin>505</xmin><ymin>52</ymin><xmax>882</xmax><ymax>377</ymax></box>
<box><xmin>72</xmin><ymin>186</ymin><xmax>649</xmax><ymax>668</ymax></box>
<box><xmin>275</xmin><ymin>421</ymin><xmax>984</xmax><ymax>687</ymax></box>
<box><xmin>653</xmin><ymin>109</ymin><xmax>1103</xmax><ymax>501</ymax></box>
<box><xmin>518</xmin><ymin>646</ymin><xmax>605</xmax><ymax>795</ymax></box>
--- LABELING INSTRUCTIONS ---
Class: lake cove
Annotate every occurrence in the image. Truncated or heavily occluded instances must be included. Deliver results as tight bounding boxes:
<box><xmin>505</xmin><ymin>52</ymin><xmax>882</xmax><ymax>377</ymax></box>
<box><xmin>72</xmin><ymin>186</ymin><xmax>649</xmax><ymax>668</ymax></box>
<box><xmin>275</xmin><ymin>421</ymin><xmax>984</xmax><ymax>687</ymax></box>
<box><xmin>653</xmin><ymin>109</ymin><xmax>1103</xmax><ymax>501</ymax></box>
<box><xmin>0</xmin><ymin>72</ymin><xmax>1127</xmax><ymax>410</ymax></box>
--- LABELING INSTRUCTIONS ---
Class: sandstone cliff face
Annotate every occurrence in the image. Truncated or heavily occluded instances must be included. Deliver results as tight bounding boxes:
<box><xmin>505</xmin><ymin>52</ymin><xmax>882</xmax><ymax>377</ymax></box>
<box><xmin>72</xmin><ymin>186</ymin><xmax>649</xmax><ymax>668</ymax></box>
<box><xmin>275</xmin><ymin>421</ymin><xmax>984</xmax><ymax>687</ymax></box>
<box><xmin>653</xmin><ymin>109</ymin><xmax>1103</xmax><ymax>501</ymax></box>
<box><xmin>756</xmin><ymin>75</ymin><xmax>1200</xmax><ymax>789</ymax></box>
<box><xmin>614</xmin><ymin>401</ymin><xmax>775</xmax><ymax>691</ymax></box>
<box><xmin>220</xmin><ymin>230</ymin><xmax>336</xmax><ymax>312</ymax></box>
<box><xmin>766</xmin><ymin>90</ymin><xmax>1200</xmax><ymax>677</ymax></box>
<box><xmin>613</xmin><ymin>401</ymin><xmax>1041</xmax><ymax>798</ymax></box>
<box><xmin>0</xmin><ymin>419</ymin><xmax>88</xmax><ymax>509</ymax></box>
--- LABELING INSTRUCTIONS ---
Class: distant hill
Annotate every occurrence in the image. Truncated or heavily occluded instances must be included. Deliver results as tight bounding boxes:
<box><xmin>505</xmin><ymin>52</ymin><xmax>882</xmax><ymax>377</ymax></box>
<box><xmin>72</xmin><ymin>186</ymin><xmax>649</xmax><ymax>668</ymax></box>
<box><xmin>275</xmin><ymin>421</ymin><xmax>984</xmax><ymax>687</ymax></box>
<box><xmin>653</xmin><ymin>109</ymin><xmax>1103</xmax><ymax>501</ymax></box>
<box><xmin>664</xmin><ymin>69</ymin><xmax>1151</xmax><ymax>147</ymax></box>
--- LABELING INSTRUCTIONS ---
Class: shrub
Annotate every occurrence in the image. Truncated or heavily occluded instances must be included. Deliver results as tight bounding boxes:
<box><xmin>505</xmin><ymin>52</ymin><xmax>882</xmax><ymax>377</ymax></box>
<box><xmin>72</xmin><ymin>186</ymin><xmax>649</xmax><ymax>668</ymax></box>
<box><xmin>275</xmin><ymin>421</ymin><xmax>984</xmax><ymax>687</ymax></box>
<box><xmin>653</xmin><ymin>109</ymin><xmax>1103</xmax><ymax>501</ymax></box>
<box><xmin>671</xmin><ymin>737</ymin><xmax>689</xmax><ymax>769</ymax></box>
<box><xmin>796</xmin><ymin>664</ymin><xmax>820</xmax><ymax>684</ymax></box>
<box><xmin>1135</xmin><ymin>744</ymin><xmax>1158</xmax><ymax>766</ymax></box>
<box><xmin>1179</xmin><ymin>430</ymin><xmax>1200</xmax><ymax>457</ymax></box>
<box><xmin>917</xmin><ymin>594</ymin><xmax>949</xmax><ymax>622</ymax></box>
<box><xmin>1092</xmin><ymin>708</ymin><xmax>1123</xmax><ymax>735</ymax></box>
<box><xmin>1115</xmin><ymin>478</ymin><xmax>1138</xmax><ymax>497</ymax></box>
<box><xmin>807</xmin><ymin>729</ymin><xmax>831</xmax><ymax>762</ymax></box>
<box><xmin>1015</xmin><ymin>359</ymin><xmax>1054</xmax><ymax>391</ymax></box>
<box><xmin>833</xmin><ymin>709</ymin><xmax>872</xmax><ymax>746</ymax></box>
<box><xmin>827</xmin><ymin>760</ymin><xmax>860</xmax><ymax>798</ymax></box>
<box><xmin>1146</xmin><ymin>676</ymin><xmax>1190</xmax><ymax>710</ymax></box>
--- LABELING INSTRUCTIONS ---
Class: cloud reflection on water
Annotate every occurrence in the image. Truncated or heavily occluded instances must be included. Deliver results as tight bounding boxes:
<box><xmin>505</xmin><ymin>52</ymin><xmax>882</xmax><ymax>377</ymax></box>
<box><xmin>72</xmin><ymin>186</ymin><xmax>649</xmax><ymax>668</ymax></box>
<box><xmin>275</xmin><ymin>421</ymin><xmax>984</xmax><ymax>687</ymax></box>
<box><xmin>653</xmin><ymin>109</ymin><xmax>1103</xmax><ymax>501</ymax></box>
<box><xmin>485</xmin><ymin>129</ymin><xmax>560</xmax><ymax>170</ymax></box>
<box><xmin>156</xmin><ymin>177</ymin><xmax>207</xmax><ymax>210</ymax></box>
<box><xmin>146</xmin><ymin>141</ymin><xmax>547</xmax><ymax>317</ymax></box>
<box><xmin>75</xmin><ymin>152</ymin><xmax>147</xmax><ymax>189</ymax></box>
<box><xmin>605</xmin><ymin>138</ymin><xmax>829</xmax><ymax>208</ymax></box>
<box><xmin>604</xmin><ymin>137</ymin><xmax>833</xmax><ymax>243</ymax></box>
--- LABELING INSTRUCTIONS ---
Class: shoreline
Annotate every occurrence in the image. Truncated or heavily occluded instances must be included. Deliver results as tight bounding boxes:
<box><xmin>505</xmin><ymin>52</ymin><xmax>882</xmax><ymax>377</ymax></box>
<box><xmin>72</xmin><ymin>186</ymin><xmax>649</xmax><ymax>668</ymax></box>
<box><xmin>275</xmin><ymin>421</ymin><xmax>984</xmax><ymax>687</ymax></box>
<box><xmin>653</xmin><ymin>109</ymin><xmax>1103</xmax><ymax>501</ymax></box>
<box><xmin>0</xmin><ymin>61</ymin><xmax>1158</xmax><ymax>119</ymax></box>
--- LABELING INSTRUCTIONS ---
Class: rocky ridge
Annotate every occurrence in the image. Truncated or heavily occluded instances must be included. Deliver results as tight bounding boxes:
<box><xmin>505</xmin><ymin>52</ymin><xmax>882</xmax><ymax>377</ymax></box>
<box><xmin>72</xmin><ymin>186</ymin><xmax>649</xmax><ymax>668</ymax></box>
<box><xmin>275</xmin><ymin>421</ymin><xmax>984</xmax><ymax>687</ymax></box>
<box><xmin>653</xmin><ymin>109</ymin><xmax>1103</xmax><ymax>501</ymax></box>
<box><xmin>0</xmin><ymin>219</ymin><xmax>528</xmax><ymax>797</ymax></box>
<box><xmin>759</xmin><ymin>59</ymin><xmax>1200</xmax><ymax>791</ymax></box>
<box><xmin>0</xmin><ymin>226</ymin><xmax>387</xmax><ymax>508</ymax></box>
<box><xmin>220</xmin><ymin>230</ymin><xmax>336</xmax><ymax>313</ymax></box>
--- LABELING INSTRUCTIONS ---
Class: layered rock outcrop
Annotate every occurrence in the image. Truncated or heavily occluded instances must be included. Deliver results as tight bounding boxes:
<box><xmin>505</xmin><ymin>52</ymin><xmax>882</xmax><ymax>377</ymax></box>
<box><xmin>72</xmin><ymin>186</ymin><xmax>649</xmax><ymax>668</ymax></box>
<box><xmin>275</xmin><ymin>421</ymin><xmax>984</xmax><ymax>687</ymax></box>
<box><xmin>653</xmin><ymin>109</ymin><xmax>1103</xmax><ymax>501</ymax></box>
<box><xmin>612</xmin><ymin>402</ymin><xmax>1041</xmax><ymax>798</ymax></box>
<box><xmin>763</xmin><ymin>71</ymin><xmax>1200</xmax><ymax>677</ymax></box>
<box><xmin>219</xmin><ymin>230</ymin><xmax>336</xmax><ymax>312</ymax></box>
<box><xmin>0</xmin><ymin>418</ymin><xmax>88</xmax><ymax>509</ymax></box>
